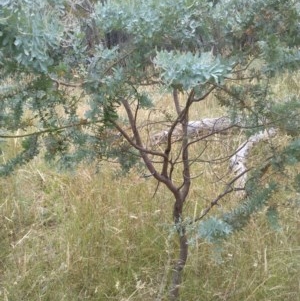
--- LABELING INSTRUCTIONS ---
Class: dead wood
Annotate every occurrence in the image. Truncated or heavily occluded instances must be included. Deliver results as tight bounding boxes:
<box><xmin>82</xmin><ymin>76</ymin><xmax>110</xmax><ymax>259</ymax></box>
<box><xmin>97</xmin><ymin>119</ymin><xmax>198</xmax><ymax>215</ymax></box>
<box><xmin>150</xmin><ymin>116</ymin><xmax>238</xmax><ymax>146</ymax></box>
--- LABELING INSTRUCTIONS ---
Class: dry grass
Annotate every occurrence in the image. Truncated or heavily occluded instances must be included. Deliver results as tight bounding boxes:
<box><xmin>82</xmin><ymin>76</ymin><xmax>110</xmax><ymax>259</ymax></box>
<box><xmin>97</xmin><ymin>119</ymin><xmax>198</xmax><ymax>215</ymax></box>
<box><xmin>1</xmin><ymin>72</ymin><xmax>300</xmax><ymax>300</ymax></box>
<box><xmin>1</xmin><ymin>158</ymin><xmax>299</xmax><ymax>301</ymax></box>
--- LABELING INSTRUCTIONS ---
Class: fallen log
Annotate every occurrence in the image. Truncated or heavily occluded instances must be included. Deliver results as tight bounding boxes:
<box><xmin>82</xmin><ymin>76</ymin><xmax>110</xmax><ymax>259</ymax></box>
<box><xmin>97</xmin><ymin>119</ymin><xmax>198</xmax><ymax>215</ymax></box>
<box><xmin>150</xmin><ymin>116</ymin><xmax>237</xmax><ymax>145</ymax></box>
<box><xmin>229</xmin><ymin>128</ymin><xmax>277</xmax><ymax>194</ymax></box>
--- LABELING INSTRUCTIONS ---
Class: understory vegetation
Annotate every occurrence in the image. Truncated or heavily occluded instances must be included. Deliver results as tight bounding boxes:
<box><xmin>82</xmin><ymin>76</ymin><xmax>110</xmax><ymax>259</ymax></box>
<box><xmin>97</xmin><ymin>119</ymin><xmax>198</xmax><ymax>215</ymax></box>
<box><xmin>1</xmin><ymin>73</ymin><xmax>299</xmax><ymax>300</ymax></box>
<box><xmin>1</xmin><ymin>146</ymin><xmax>299</xmax><ymax>301</ymax></box>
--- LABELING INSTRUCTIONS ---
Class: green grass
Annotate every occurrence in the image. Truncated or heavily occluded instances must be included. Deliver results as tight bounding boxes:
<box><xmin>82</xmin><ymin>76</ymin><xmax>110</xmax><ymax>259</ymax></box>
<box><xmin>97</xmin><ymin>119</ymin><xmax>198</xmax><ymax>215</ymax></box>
<box><xmin>1</xmin><ymin>72</ymin><xmax>300</xmax><ymax>300</ymax></box>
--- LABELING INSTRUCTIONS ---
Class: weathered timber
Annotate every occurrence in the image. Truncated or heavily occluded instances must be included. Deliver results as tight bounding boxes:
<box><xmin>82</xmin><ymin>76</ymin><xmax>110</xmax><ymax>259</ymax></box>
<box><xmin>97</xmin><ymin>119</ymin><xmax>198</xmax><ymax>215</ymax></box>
<box><xmin>229</xmin><ymin>128</ymin><xmax>277</xmax><ymax>195</ymax></box>
<box><xmin>150</xmin><ymin>116</ymin><xmax>237</xmax><ymax>146</ymax></box>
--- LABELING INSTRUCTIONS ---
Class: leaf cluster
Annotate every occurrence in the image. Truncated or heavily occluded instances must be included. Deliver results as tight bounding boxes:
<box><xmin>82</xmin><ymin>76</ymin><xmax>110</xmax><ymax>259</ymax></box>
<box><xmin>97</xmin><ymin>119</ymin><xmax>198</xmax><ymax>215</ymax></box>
<box><xmin>154</xmin><ymin>50</ymin><xmax>233</xmax><ymax>90</ymax></box>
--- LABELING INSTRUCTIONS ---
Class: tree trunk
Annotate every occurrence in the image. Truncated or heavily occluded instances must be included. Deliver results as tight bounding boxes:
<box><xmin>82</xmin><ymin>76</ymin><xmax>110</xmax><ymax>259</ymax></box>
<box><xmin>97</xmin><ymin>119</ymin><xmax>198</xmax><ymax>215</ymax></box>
<box><xmin>169</xmin><ymin>197</ymin><xmax>189</xmax><ymax>301</ymax></box>
<box><xmin>170</xmin><ymin>232</ymin><xmax>188</xmax><ymax>301</ymax></box>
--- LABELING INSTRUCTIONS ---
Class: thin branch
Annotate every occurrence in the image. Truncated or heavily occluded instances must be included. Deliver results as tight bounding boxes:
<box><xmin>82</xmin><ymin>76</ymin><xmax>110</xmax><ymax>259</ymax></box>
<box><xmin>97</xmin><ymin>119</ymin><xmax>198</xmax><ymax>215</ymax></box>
<box><xmin>50</xmin><ymin>49</ymin><xmax>136</xmax><ymax>89</ymax></box>
<box><xmin>191</xmin><ymin>168</ymin><xmax>251</xmax><ymax>224</ymax></box>
<box><xmin>111</xmin><ymin>121</ymin><xmax>167</xmax><ymax>158</ymax></box>
<box><xmin>102</xmin><ymin>48</ymin><xmax>136</xmax><ymax>76</ymax></box>
<box><xmin>0</xmin><ymin>120</ymin><xmax>95</xmax><ymax>139</ymax></box>
<box><xmin>192</xmin><ymin>85</ymin><xmax>215</xmax><ymax>102</ymax></box>
<box><xmin>49</xmin><ymin>76</ymin><xmax>84</xmax><ymax>88</ymax></box>
<box><xmin>231</xmin><ymin>56</ymin><xmax>258</xmax><ymax>74</ymax></box>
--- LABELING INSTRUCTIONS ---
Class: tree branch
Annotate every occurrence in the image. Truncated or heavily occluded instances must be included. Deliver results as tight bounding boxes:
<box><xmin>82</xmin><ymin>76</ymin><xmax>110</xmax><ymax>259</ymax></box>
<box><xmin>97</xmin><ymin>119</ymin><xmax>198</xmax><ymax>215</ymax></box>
<box><xmin>0</xmin><ymin>120</ymin><xmax>95</xmax><ymax>139</ymax></box>
<box><xmin>49</xmin><ymin>76</ymin><xmax>84</xmax><ymax>88</ymax></box>
<box><xmin>179</xmin><ymin>90</ymin><xmax>195</xmax><ymax>200</ymax></box>
<box><xmin>119</xmin><ymin>98</ymin><xmax>178</xmax><ymax>194</ymax></box>
<box><xmin>191</xmin><ymin>168</ymin><xmax>250</xmax><ymax>224</ymax></box>
<box><xmin>173</xmin><ymin>88</ymin><xmax>181</xmax><ymax>115</ymax></box>
<box><xmin>192</xmin><ymin>85</ymin><xmax>215</xmax><ymax>102</ymax></box>
<box><xmin>111</xmin><ymin>120</ymin><xmax>167</xmax><ymax>158</ymax></box>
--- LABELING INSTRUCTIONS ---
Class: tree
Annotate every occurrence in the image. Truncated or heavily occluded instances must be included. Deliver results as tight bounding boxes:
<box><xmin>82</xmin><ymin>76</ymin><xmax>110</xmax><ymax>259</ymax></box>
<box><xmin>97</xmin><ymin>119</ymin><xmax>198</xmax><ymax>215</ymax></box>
<box><xmin>1</xmin><ymin>0</ymin><xmax>300</xmax><ymax>299</ymax></box>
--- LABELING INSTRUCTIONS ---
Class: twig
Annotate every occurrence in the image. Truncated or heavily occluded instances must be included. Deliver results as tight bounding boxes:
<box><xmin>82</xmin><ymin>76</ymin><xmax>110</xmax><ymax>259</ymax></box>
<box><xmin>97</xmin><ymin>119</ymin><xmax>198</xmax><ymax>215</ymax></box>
<box><xmin>0</xmin><ymin>120</ymin><xmax>96</xmax><ymax>139</ymax></box>
<box><xmin>191</xmin><ymin>168</ymin><xmax>250</xmax><ymax>224</ymax></box>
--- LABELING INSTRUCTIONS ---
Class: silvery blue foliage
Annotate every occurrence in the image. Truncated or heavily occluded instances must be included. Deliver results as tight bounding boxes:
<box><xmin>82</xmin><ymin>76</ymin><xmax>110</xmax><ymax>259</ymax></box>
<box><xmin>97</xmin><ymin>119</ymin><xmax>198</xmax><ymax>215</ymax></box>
<box><xmin>154</xmin><ymin>50</ymin><xmax>233</xmax><ymax>89</ymax></box>
<box><xmin>198</xmin><ymin>217</ymin><xmax>233</xmax><ymax>243</ymax></box>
